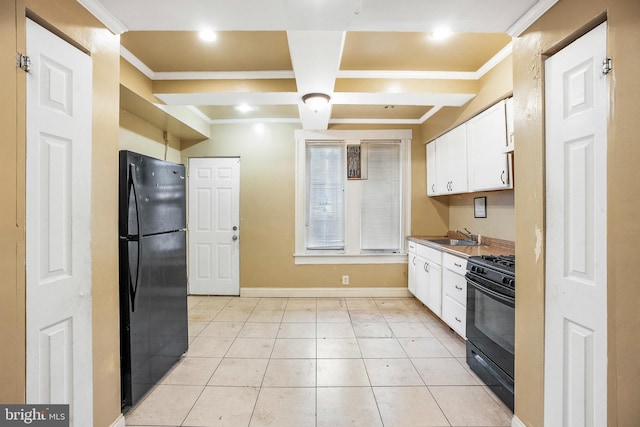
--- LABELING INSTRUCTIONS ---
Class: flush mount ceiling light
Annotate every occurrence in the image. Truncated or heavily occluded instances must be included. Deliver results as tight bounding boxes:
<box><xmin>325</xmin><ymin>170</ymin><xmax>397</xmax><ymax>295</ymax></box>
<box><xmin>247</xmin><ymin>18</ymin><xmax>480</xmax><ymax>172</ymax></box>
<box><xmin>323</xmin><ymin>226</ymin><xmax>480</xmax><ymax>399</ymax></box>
<box><xmin>302</xmin><ymin>93</ymin><xmax>331</xmax><ymax>113</ymax></box>
<box><xmin>235</xmin><ymin>104</ymin><xmax>254</xmax><ymax>113</ymax></box>
<box><xmin>431</xmin><ymin>26</ymin><xmax>453</xmax><ymax>41</ymax></box>
<box><xmin>199</xmin><ymin>29</ymin><xmax>217</xmax><ymax>42</ymax></box>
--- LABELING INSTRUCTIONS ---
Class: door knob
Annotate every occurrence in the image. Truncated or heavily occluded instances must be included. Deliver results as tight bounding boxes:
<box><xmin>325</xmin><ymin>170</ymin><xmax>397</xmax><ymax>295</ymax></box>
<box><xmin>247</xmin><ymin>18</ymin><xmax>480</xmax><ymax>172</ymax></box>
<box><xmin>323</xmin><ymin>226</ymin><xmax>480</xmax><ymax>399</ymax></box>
<box><xmin>232</xmin><ymin>235</ymin><xmax>238</xmax><ymax>241</ymax></box>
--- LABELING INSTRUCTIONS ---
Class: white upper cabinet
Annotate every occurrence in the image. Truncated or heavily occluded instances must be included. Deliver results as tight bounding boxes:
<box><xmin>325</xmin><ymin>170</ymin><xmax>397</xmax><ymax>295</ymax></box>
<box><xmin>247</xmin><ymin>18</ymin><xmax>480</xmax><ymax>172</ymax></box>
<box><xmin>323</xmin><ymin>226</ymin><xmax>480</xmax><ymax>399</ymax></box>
<box><xmin>427</xmin><ymin>124</ymin><xmax>468</xmax><ymax>196</ymax></box>
<box><xmin>426</xmin><ymin>141</ymin><xmax>437</xmax><ymax>196</ymax></box>
<box><xmin>442</xmin><ymin>124</ymin><xmax>468</xmax><ymax>194</ymax></box>
<box><xmin>467</xmin><ymin>99</ymin><xmax>513</xmax><ymax>191</ymax></box>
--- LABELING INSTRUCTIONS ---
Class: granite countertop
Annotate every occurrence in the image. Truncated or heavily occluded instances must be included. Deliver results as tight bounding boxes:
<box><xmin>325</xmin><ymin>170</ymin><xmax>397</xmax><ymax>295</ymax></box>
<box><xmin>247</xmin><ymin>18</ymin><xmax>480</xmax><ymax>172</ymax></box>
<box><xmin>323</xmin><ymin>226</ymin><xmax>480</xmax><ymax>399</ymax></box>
<box><xmin>407</xmin><ymin>235</ymin><xmax>515</xmax><ymax>258</ymax></box>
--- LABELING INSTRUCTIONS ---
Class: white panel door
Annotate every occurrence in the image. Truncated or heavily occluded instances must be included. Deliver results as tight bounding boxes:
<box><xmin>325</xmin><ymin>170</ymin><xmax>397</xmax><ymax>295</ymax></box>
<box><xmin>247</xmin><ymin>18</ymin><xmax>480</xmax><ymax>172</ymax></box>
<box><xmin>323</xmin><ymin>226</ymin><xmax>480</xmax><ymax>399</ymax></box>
<box><xmin>25</xmin><ymin>19</ymin><xmax>93</xmax><ymax>426</ymax></box>
<box><xmin>188</xmin><ymin>158</ymin><xmax>240</xmax><ymax>295</ymax></box>
<box><xmin>544</xmin><ymin>22</ymin><xmax>608</xmax><ymax>427</ymax></box>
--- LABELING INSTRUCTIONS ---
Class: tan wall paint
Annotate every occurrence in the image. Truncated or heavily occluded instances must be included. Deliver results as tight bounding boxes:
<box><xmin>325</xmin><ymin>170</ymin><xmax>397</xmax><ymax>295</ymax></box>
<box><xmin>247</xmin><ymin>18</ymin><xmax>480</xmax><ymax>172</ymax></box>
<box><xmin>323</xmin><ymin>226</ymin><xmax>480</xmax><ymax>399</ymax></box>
<box><xmin>514</xmin><ymin>0</ymin><xmax>640</xmax><ymax>425</ymax></box>
<box><xmin>181</xmin><ymin>123</ymin><xmax>446</xmax><ymax>288</ymax></box>
<box><xmin>153</xmin><ymin>79</ymin><xmax>298</xmax><ymax>94</ymax></box>
<box><xmin>449</xmin><ymin>190</ymin><xmax>515</xmax><ymax>241</ymax></box>
<box><xmin>120</xmin><ymin>110</ymin><xmax>182</xmax><ymax>163</ymax></box>
<box><xmin>0</xmin><ymin>0</ymin><xmax>26</xmax><ymax>404</ymax></box>
<box><xmin>120</xmin><ymin>58</ymin><xmax>162</xmax><ymax>104</ymax></box>
<box><xmin>421</xmin><ymin>55</ymin><xmax>513</xmax><ymax>143</ymax></box>
<box><xmin>3</xmin><ymin>1</ymin><xmax>122</xmax><ymax>425</ymax></box>
<box><xmin>419</xmin><ymin>55</ymin><xmax>515</xmax><ymax>241</ymax></box>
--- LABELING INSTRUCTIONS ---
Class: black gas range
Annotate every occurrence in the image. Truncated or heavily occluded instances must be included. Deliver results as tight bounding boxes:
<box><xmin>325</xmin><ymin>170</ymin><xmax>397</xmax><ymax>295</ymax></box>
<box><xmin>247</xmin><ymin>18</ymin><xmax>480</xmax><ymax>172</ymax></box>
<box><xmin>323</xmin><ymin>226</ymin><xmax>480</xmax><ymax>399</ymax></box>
<box><xmin>467</xmin><ymin>254</ymin><xmax>515</xmax><ymax>291</ymax></box>
<box><xmin>465</xmin><ymin>254</ymin><xmax>515</xmax><ymax>411</ymax></box>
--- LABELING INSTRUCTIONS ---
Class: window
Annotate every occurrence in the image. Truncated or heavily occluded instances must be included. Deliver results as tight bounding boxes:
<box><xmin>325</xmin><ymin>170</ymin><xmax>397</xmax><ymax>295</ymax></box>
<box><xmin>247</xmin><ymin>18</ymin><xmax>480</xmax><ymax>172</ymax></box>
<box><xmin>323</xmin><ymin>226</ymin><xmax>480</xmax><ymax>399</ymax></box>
<box><xmin>360</xmin><ymin>141</ymin><xmax>402</xmax><ymax>253</ymax></box>
<box><xmin>295</xmin><ymin>130</ymin><xmax>411</xmax><ymax>264</ymax></box>
<box><xmin>306</xmin><ymin>142</ymin><xmax>345</xmax><ymax>250</ymax></box>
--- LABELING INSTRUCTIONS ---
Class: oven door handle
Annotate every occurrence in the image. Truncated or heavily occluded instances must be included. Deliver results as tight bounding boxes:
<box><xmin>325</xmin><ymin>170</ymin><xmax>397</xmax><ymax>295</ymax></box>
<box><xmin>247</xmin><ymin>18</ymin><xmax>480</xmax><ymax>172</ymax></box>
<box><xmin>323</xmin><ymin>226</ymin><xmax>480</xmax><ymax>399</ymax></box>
<box><xmin>467</xmin><ymin>280</ymin><xmax>515</xmax><ymax>307</ymax></box>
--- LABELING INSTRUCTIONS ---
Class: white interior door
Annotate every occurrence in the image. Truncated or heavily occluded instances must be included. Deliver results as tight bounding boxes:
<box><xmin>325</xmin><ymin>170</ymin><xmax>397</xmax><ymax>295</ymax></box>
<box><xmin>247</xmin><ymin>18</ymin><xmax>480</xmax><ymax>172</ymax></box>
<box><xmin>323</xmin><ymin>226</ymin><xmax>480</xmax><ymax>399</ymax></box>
<box><xmin>544</xmin><ymin>22</ymin><xmax>608</xmax><ymax>427</ymax></box>
<box><xmin>188</xmin><ymin>158</ymin><xmax>240</xmax><ymax>295</ymax></box>
<box><xmin>26</xmin><ymin>19</ymin><xmax>93</xmax><ymax>426</ymax></box>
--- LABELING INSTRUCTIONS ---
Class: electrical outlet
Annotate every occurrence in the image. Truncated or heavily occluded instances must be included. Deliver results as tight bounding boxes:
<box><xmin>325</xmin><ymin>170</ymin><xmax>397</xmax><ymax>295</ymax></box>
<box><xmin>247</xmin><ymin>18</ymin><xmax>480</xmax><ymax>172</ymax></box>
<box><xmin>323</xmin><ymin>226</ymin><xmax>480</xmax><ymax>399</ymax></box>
<box><xmin>342</xmin><ymin>275</ymin><xmax>349</xmax><ymax>285</ymax></box>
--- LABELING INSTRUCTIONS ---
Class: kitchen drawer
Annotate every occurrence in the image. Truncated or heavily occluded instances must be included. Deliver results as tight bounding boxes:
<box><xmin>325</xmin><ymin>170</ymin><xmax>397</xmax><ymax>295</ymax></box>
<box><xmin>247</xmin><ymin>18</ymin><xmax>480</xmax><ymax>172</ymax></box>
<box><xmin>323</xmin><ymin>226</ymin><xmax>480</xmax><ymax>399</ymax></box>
<box><xmin>408</xmin><ymin>241</ymin><xmax>417</xmax><ymax>253</ymax></box>
<box><xmin>416</xmin><ymin>244</ymin><xmax>441</xmax><ymax>264</ymax></box>
<box><xmin>442</xmin><ymin>295</ymin><xmax>466</xmax><ymax>337</ymax></box>
<box><xmin>443</xmin><ymin>253</ymin><xmax>467</xmax><ymax>275</ymax></box>
<box><xmin>443</xmin><ymin>269</ymin><xmax>467</xmax><ymax>306</ymax></box>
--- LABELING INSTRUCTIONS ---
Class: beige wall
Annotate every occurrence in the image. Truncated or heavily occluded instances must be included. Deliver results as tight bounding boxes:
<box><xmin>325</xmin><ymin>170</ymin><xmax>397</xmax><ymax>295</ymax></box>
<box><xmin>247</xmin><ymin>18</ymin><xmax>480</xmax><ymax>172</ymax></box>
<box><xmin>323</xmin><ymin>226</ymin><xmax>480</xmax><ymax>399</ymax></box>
<box><xmin>181</xmin><ymin>123</ymin><xmax>446</xmax><ymax>288</ymax></box>
<box><xmin>420</xmin><ymin>55</ymin><xmax>516</xmax><ymax>242</ymax></box>
<box><xmin>513</xmin><ymin>0</ymin><xmax>640</xmax><ymax>425</ymax></box>
<box><xmin>0</xmin><ymin>0</ymin><xmax>25</xmax><ymax>404</ymax></box>
<box><xmin>1</xmin><ymin>1</ymin><xmax>122</xmax><ymax>425</ymax></box>
<box><xmin>120</xmin><ymin>110</ymin><xmax>182</xmax><ymax>162</ymax></box>
<box><xmin>449</xmin><ymin>190</ymin><xmax>515</xmax><ymax>241</ymax></box>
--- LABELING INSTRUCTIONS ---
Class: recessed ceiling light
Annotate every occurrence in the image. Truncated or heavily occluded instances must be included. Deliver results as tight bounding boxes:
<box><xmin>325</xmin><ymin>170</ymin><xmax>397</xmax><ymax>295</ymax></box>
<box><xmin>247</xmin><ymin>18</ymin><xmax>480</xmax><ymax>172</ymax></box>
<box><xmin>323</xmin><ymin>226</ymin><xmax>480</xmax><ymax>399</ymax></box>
<box><xmin>235</xmin><ymin>104</ymin><xmax>254</xmax><ymax>113</ymax></box>
<box><xmin>199</xmin><ymin>29</ymin><xmax>217</xmax><ymax>42</ymax></box>
<box><xmin>431</xmin><ymin>27</ymin><xmax>453</xmax><ymax>41</ymax></box>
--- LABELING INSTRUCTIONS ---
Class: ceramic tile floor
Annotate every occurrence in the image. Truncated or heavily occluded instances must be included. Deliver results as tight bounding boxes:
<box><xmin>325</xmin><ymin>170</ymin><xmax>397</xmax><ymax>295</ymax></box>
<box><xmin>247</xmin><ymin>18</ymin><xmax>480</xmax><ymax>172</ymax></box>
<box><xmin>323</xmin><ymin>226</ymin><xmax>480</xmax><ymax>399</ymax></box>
<box><xmin>125</xmin><ymin>296</ymin><xmax>513</xmax><ymax>427</ymax></box>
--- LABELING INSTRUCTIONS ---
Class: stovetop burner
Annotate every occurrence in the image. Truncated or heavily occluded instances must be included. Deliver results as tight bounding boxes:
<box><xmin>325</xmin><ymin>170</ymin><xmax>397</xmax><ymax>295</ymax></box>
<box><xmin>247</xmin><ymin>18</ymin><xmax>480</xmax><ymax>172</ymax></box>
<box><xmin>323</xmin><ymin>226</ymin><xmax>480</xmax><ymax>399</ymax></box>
<box><xmin>466</xmin><ymin>254</ymin><xmax>515</xmax><ymax>287</ymax></box>
<box><xmin>478</xmin><ymin>255</ymin><xmax>515</xmax><ymax>270</ymax></box>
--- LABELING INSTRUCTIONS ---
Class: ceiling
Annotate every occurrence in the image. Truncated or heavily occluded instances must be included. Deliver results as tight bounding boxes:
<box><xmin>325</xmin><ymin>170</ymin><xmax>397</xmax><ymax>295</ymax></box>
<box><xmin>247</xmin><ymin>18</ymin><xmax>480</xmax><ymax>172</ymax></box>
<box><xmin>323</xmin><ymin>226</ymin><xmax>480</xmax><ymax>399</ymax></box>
<box><xmin>79</xmin><ymin>0</ymin><xmax>558</xmax><ymax>130</ymax></box>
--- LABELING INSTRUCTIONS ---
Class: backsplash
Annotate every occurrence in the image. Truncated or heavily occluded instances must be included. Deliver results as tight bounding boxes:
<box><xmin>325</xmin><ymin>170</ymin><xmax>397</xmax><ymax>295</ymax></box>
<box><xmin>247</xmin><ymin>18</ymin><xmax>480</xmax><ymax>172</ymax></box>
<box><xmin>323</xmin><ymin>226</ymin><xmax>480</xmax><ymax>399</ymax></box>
<box><xmin>447</xmin><ymin>230</ymin><xmax>515</xmax><ymax>251</ymax></box>
<box><xmin>448</xmin><ymin>190</ymin><xmax>515</xmax><ymax>242</ymax></box>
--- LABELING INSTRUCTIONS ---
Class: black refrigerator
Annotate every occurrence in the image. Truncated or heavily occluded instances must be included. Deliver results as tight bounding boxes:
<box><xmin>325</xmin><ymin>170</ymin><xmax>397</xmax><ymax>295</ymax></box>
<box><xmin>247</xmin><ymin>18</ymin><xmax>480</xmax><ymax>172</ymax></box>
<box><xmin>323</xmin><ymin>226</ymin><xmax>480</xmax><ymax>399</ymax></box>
<box><xmin>118</xmin><ymin>150</ymin><xmax>189</xmax><ymax>411</ymax></box>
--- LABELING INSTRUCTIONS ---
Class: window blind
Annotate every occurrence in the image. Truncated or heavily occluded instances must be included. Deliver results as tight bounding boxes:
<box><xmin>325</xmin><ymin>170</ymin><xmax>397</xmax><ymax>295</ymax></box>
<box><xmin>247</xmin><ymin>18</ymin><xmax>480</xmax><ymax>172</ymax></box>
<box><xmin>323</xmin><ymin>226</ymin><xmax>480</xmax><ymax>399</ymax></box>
<box><xmin>360</xmin><ymin>141</ymin><xmax>402</xmax><ymax>252</ymax></box>
<box><xmin>305</xmin><ymin>142</ymin><xmax>345</xmax><ymax>250</ymax></box>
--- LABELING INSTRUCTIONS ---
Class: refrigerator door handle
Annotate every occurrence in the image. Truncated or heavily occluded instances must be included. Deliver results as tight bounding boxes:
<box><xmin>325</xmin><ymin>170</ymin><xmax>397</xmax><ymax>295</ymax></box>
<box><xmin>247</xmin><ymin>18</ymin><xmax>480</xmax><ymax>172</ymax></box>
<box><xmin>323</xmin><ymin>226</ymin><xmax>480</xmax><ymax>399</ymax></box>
<box><xmin>127</xmin><ymin>240</ymin><xmax>142</xmax><ymax>312</ymax></box>
<box><xmin>128</xmin><ymin>163</ymin><xmax>143</xmax><ymax>311</ymax></box>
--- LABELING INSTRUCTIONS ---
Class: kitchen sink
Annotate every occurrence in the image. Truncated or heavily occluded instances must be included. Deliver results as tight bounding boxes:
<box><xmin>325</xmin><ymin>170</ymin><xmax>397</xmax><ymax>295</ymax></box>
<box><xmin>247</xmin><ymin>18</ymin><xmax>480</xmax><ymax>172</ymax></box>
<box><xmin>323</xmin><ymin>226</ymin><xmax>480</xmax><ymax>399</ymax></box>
<box><xmin>427</xmin><ymin>238</ymin><xmax>481</xmax><ymax>246</ymax></box>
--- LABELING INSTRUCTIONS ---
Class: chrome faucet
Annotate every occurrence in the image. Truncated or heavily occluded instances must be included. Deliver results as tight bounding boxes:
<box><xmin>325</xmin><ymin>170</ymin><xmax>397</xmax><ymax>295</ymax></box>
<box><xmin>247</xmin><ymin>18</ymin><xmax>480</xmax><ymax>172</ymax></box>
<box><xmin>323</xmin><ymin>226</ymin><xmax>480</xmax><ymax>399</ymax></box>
<box><xmin>456</xmin><ymin>228</ymin><xmax>474</xmax><ymax>241</ymax></box>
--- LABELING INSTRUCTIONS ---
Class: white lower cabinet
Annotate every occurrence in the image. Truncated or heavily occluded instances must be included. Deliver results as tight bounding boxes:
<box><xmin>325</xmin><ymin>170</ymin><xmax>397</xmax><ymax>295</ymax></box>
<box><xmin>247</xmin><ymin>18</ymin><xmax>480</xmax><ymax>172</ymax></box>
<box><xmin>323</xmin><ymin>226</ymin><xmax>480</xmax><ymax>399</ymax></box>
<box><xmin>407</xmin><ymin>241</ymin><xmax>417</xmax><ymax>296</ymax></box>
<box><xmin>412</xmin><ymin>243</ymin><xmax>442</xmax><ymax>317</ymax></box>
<box><xmin>407</xmin><ymin>243</ymin><xmax>467</xmax><ymax>338</ymax></box>
<box><xmin>441</xmin><ymin>253</ymin><xmax>467</xmax><ymax>337</ymax></box>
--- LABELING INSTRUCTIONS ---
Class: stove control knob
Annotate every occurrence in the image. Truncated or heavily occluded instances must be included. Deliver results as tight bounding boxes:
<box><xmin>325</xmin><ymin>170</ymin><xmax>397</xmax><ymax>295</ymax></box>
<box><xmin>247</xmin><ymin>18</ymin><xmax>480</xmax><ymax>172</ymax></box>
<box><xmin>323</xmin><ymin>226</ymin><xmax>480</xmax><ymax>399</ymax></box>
<box><xmin>502</xmin><ymin>277</ymin><xmax>515</xmax><ymax>287</ymax></box>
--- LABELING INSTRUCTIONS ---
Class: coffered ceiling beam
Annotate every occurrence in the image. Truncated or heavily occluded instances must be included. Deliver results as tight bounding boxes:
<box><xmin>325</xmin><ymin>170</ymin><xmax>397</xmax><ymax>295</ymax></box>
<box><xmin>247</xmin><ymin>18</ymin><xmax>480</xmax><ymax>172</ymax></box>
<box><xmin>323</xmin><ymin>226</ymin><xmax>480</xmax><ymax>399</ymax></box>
<box><xmin>287</xmin><ymin>31</ymin><xmax>345</xmax><ymax>130</ymax></box>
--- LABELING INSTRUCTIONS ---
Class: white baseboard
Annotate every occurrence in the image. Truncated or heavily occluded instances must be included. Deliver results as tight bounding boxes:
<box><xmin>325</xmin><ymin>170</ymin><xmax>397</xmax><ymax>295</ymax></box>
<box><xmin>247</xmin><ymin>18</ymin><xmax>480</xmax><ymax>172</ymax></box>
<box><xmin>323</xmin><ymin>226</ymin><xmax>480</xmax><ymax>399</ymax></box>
<box><xmin>511</xmin><ymin>415</ymin><xmax>526</xmax><ymax>427</ymax></box>
<box><xmin>240</xmin><ymin>287</ymin><xmax>411</xmax><ymax>298</ymax></box>
<box><xmin>110</xmin><ymin>414</ymin><xmax>125</xmax><ymax>427</ymax></box>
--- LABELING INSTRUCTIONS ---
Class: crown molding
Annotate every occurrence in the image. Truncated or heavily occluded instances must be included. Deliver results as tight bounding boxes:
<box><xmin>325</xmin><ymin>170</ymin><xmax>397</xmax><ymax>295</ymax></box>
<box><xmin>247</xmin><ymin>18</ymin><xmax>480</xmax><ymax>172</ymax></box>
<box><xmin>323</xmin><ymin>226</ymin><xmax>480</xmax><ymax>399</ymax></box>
<box><xmin>505</xmin><ymin>0</ymin><xmax>559</xmax><ymax>36</ymax></box>
<box><xmin>154</xmin><ymin>71</ymin><xmax>296</xmax><ymax>80</ymax></box>
<box><xmin>76</xmin><ymin>0</ymin><xmax>128</xmax><ymax>34</ymax></box>
<box><xmin>120</xmin><ymin>46</ymin><xmax>154</xmax><ymax>79</ymax></box>
<box><xmin>336</xmin><ymin>70</ymin><xmax>477</xmax><ymax>80</ymax></box>
<box><xmin>210</xmin><ymin>118</ymin><xmax>301</xmax><ymax>125</ymax></box>
<box><xmin>476</xmin><ymin>42</ymin><xmax>513</xmax><ymax>78</ymax></box>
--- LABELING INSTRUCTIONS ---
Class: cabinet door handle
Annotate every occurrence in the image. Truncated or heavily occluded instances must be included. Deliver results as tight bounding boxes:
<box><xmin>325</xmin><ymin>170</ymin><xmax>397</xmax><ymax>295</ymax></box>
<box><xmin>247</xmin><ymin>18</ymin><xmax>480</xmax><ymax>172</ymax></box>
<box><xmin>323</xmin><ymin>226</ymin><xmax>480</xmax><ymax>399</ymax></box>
<box><xmin>455</xmin><ymin>285</ymin><xmax>463</xmax><ymax>290</ymax></box>
<box><xmin>501</xmin><ymin>170</ymin><xmax>506</xmax><ymax>184</ymax></box>
<box><xmin>424</xmin><ymin>263</ymin><xmax>430</xmax><ymax>273</ymax></box>
<box><xmin>432</xmin><ymin>184</ymin><xmax>435</xmax><ymax>193</ymax></box>
<box><xmin>455</xmin><ymin>316</ymin><xmax>462</xmax><ymax>323</ymax></box>
<box><xmin>412</xmin><ymin>256</ymin><xmax>416</xmax><ymax>266</ymax></box>
<box><xmin>454</xmin><ymin>262</ymin><xmax>462</xmax><ymax>268</ymax></box>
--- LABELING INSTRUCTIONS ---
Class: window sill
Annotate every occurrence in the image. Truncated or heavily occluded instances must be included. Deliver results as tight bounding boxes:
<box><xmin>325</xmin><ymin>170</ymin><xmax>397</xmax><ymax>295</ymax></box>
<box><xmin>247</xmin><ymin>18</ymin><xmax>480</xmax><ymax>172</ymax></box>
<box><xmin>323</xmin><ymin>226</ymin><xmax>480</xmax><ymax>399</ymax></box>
<box><xmin>293</xmin><ymin>253</ymin><xmax>408</xmax><ymax>265</ymax></box>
